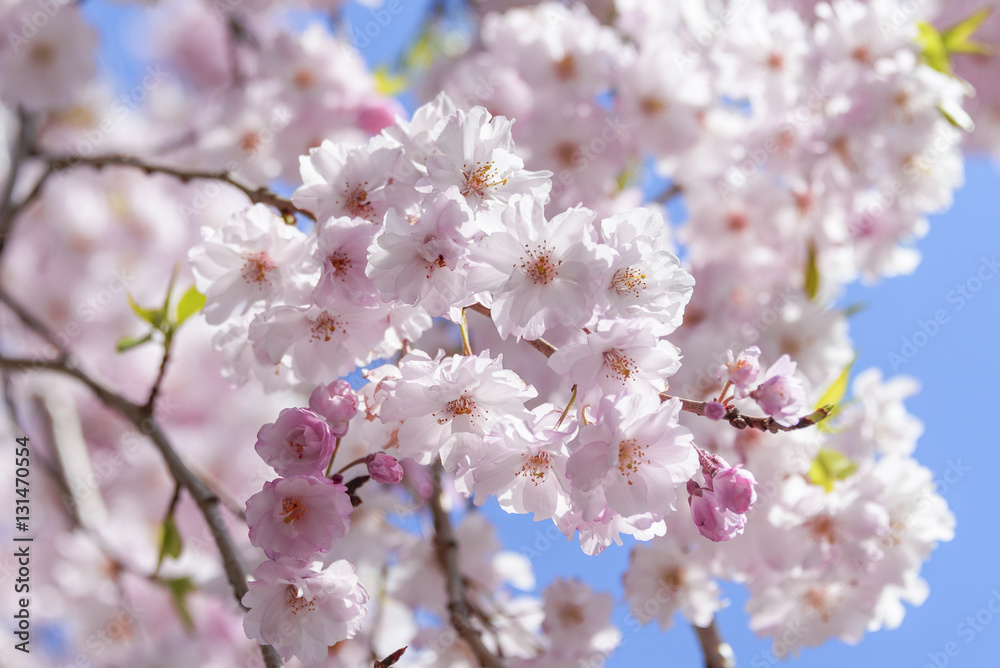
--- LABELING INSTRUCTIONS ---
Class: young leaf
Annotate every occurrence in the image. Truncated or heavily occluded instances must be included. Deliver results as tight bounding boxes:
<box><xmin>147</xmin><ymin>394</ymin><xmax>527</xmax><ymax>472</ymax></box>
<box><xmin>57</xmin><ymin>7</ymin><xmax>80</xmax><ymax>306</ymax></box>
<box><xmin>374</xmin><ymin>66</ymin><xmax>409</xmax><ymax>96</ymax></box>
<box><xmin>127</xmin><ymin>293</ymin><xmax>165</xmax><ymax>330</ymax></box>
<box><xmin>156</xmin><ymin>513</ymin><xmax>183</xmax><ymax>572</ymax></box>
<box><xmin>941</xmin><ymin>8</ymin><xmax>993</xmax><ymax>54</ymax></box>
<box><xmin>175</xmin><ymin>285</ymin><xmax>207</xmax><ymax>326</ymax></box>
<box><xmin>116</xmin><ymin>333</ymin><xmax>154</xmax><ymax>353</ymax></box>
<box><xmin>804</xmin><ymin>241</ymin><xmax>820</xmax><ymax>301</ymax></box>
<box><xmin>916</xmin><ymin>22</ymin><xmax>951</xmax><ymax>74</ymax></box>
<box><xmin>815</xmin><ymin>357</ymin><xmax>855</xmax><ymax>412</ymax></box>
<box><xmin>808</xmin><ymin>448</ymin><xmax>858</xmax><ymax>492</ymax></box>
<box><xmin>162</xmin><ymin>576</ymin><xmax>197</xmax><ymax>630</ymax></box>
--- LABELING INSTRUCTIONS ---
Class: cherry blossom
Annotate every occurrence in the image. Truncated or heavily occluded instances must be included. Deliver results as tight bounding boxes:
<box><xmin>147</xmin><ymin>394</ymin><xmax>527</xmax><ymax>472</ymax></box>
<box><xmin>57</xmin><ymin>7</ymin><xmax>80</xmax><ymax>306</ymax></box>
<box><xmin>243</xmin><ymin>559</ymin><xmax>368</xmax><ymax>664</ymax></box>
<box><xmin>246</xmin><ymin>475</ymin><xmax>353</xmax><ymax>560</ymax></box>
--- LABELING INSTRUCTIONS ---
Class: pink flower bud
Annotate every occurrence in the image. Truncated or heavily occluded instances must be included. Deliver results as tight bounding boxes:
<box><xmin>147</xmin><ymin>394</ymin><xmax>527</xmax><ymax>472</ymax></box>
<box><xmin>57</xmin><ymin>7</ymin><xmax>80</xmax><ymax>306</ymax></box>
<box><xmin>705</xmin><ymin>401</ymin><xmax>726</xmax><ymax>421</ymax></box>
<box><xmin>712</xmin><ymin>466</ymin><xmax>758</xmax><ymax>514</ymax></box>
<box><xmin>690</xmin><ymin>488</ymin><xmax>746</xmax><ymax>542</ymax></box>
<box><xmin>255</xmin><ymin>408</ymin><xmax>335</xmax><ymax>477</ymax></box>
<box><xmin>366</xmin><ymin>453</ymin><xmax>404</xmax><ymax>484</ymax></box>
<box><xmin>309</xmin><ymin>380</ymin><xmax>358</xmax><ymax>438</ymax></box>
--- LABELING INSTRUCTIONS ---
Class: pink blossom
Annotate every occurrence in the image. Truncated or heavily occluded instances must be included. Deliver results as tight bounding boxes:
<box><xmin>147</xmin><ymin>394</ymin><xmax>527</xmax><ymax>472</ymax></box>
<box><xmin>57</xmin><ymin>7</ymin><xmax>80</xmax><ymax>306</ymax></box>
<box><xmin>255</xmin><ymin>408</ymin><xmax>335</xmax><ymax>477</ymax></box>
<box><xmin>309</xmin><ymin>380</ymin><xmax>358</xmax><ymax>437</ymax></box>
<box><xmin>246</xmin><ymin>476</ymin><xmax>352</xmax><ymax>561</ymax></box>
<box><xmin>750</xmin><ymin>354</ymin><xmax>807</xmax><ymax>426</ymax></box>
<box><xmin>689</xmin><ymin>488</ymin><xmax>745</xmax><ymax>542</ymax></box>
<box><xmin>713</xmin><ymin>466</ymin><xmax>758</xmax><ymax>514</ymax></box>
<box><xmin>243</xmin><ymin>559</ymin><xmax>368</xmax><ymax>665</ymax></box>
<box><xmin>722</xmin><ymin>346</ymin><xmax>762</xmax><ymax>397</ymax></box>
<box><xmin>366</xmin><ymin>453</ymin><xmax>404</xmax><ymax>484</ymax></box>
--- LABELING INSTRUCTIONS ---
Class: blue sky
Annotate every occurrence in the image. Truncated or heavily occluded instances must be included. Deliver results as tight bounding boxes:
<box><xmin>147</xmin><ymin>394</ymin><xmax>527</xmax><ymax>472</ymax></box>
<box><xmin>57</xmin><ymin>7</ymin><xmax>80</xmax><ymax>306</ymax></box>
<box><xmin>81</xmin><ymin>1</ymin><xmax>1000</xmax><ymax>665</ymax></box>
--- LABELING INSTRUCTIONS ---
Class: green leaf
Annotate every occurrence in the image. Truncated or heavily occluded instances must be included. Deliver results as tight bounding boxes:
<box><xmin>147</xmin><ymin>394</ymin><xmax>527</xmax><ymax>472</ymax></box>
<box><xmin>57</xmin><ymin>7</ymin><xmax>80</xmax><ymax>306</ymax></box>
<box><xmin>162</xmin><ymin>576</ymin><xmax>197</xmax><ymax>630</ymax></box>
<box><xmin>156</xmin><ymin>514</ymin><xmax>183</xmax><ymax>572</ymax></box>
<box><xmin>916</xmin><ymin>21</ymin><xmax>951</xmax><ymax>74</ymax></box>
<box><xmin>127</xmin><ymin>293</ymin><xmax>165</xmax><ymax>330</ymax></box>
<box><xmin>803</xmin><ymin>241</ymin><xmax>820</xmax><ymax>301</ymax></box>
<box><xmin>941</xmin><ymin>8</ymin><xmax>993</xmax><ymax>53</ymax></box>
<box><xmin>815</xmin><ymin>357</ymin><xmax>855</xmax><ymax>412</ymax></box>
<box><xmin>402</xmin><ymin>27</ymin><xmax>439</xmax><ymax>73</ymax></box>
<box><xmin>808</xmin><ymin>448</ymin><xmax>858</xmax><ymax>493</ymax></box>
<box><xmin>374</xmin><ymin>66</ymin><xmax>409</xmax><ymax>96</ymax></box>
<box><xmin>175</xmin><ymin>285</ymin><xmax>206</xmax><ymax>326</ymax></box>
<box><xmin>116</xmin><ymin>333</ymin><xmax>154</xmax><ymax>353</ymax></box>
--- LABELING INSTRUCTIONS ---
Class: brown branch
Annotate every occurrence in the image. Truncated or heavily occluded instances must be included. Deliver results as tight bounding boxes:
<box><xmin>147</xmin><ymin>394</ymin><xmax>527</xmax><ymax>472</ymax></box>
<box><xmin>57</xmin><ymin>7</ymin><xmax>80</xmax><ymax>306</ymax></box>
<box><xmin>660</xmin><ymin>393</ymin><xmax>830</xmax><ymax>433</ymax></box>
<box><xmin>694</xmin><ymin>619</ymin><xmax>735</xmax><ymax>668</ymax></box>
<box><xmin>654</xmin><ymin>182</ymin><xmax>683</xmax><ymax>206</ymax></box>
<box><xmin>467</xmin><ymin>301</ymin><xmax>828</xmax><ymax>434</ymax></box>
<box><xmin>465</xmin><ymin>303</ymin><xmax>557</xmax><ymax>358</ymax></box>
<box><xmin>428</xmin><ymin>464</ymin><xmax>506</xmax><ymax>668</ymax></box>
<box><xmin>0</xmin><ymin>108</ymin><xmax>34</xmax><ymax>256</ymax></box>
<box><xmin>38</xmin><ymin>153</ymin><xmax>315</xmax><ymax>221</ymax></box>
<box><xmin>0</xmin><ymin>286</ymin><xmax>284</xmax><ymax>668</ymax></box>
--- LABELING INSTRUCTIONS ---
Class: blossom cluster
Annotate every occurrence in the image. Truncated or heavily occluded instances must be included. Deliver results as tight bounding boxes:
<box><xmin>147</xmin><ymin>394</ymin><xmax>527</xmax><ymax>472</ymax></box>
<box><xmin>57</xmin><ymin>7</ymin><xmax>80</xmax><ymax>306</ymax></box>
<box><xmin>0</xmin><ymin>0</ymin><xmax>974</xmax><ymax>665</ymax></box>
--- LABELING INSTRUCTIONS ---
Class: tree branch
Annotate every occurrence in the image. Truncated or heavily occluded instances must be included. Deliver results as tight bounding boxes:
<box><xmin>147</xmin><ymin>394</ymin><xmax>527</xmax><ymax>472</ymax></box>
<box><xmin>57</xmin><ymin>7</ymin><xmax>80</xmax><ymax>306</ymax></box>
<box><xmin>0</xmin><ymin>286</ymin><xmax>285</xmax><ymax>668</ymax></box>
<box><xmin>38</xmin><ymin>153</ymin><xmax>315</xmax><ymax>221</ymax></box>
<box><xmin>0</xmin><ymin>108</ymin><xmax>34</xmax><ymax>256</ymax></box>
<box><xmin>466</xmin><ymin>302</ymin><xmax>829</xmax><ymax>434</ymax></box>
<box><xmin>428</xmin><ymin>464</ymin><xmax>506</xmax><ymax>668</ymax></box>
<box><xmin>466</xmin><ymin>303</ymin><xmax>557</xmax><ymax>358</ymax></box>
<box><xmin>660</xmin><ymin>393</ymin><xmax>830</xmax><ymax>433</ymax></box>
<box><xmin>694</xmin><ymin>619</ymin><xmax>735</xmax><ymax>668</ymax></box>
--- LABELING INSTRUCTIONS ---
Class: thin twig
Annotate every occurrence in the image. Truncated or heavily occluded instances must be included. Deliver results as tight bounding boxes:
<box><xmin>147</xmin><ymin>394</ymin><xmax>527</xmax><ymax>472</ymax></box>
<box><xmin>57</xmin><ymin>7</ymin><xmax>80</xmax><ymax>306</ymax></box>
<box><xmin>0</xmin><ymin>285</ymin><xmax>68</xmax><ymax>359</ymax></box>
<box><xmin>660</xmin><ymin>393</ymin><xmax>831</xmax><ymax>433</ymax></box>
<box><xmin>694</xmin><ymin>619</ymin><xmax>735</xmax><ymax>668</ymax></box>
<box><xmin>467</xmin><ymin>301</ymin><xmax>829</xmax><ymax>433</ymax></box>
<box><xmin>0</xmin><ymin>108</ymin><xmax>34</xmax><ymax>255</ymax></box>
<box><xmin>39</xmin><ymin>153</ymin><xmax>314</xmax><ymax>221</ymax></box>
<box><xmin>465</xmin><ymin>303</ymin><xmax>557</xmax><ymax>358</ymax></box>
<box><xmin>654</xmin><ymin>182</ymin><xmax>683</xmax><ymax>206</ymax></box>
<box><xmin>428</xmin><ymin>464</ymin><xmax>506</xmax><ymax>668</ymax></box>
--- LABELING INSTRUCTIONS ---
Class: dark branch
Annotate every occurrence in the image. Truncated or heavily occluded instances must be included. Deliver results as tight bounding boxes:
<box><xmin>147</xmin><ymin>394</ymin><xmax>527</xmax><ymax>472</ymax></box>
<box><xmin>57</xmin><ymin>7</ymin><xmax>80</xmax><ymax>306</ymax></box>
<box><xmin>39</xmin><ymin>153</ymin><xmax>315</xmax><ymax>221</ymax></box>
<box><xmin>428</xmin><ymin>464</ymin><xmax>506</xmax><ymax>668</ymax></box>
<box><xmin>694</xmin><ymin>619</ymin><xmax>735</xmax><ymax>668</ymax></box>
<box><xmin>660</xmin><ymin>393</ymin><xmax>831</xmax><ymax>433</ymax></box>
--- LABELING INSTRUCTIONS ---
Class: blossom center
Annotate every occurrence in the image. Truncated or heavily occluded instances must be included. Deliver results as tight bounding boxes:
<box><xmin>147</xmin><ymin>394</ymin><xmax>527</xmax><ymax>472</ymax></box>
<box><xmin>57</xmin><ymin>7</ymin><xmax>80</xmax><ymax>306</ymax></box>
<box><xmin>639</xmin><ymin>96</ymin><xmax>667</xmax><ymax>116</ymax></box>
<box><xmin>461</xmin><ymin>161</ymin><xmax>507</xmax><ymax>199</ymax></box>
<box><xmin>804</xmin><ymin>514</ymin><xmax>838</xmax><ymax>544</ymax></box>
<box><xmin>603</xmin><ymin>349</ymin><xmax>638</xmax><ymax>382</ymax></box>
<box><xmin>660</xmin><ymin>566</ymin><xmax>685</xmax><ymax>593</ymax></box>
<box><xmin>285</xmin><ymin>584</ymin><xmax>317</xmax><ymax>615</ymax></box>
<box><xmin>612</xmin><ymin>266</ymin><xmax>646</xmax><ymax>298</ymax></box>
<box><xmin>804</xmin><ymin>586</ymin><xmax>833</xmax><ymax>623</ymax></box>
<box><xmin>520</xmin><ymin>244</ymin><xmax>561</xmax><ymax>285</ymax></box>
<box><xmin>242</xmin><ymin>251</ymin><xmax>276</xmax><ymax>287</ymax></box>
<box><xmin>340</xmin><ymin>182</ymin><xmax>374</xmax><ymax>220</ymax></box>
<box><xmin>617</xmin><ymin>437</ymin><xmax>651</xmax><ymax>483</ymax></box>
<box><xmin>327</xmin><ymin>251</ymin><xmax>352</xmax><ymax>279</ymax></box>
<box><xmin>282</xmin><ymin>497</ymin><xmax>307</xmax><ymax>524</ymax></box>
<box><xmin>30</xmin><ymin>42</ymin><xmax>55</xmax><ymax>66</ymax></box>
<box><xmin>516</xmin><ymin>451</ymin><xmax>553</xmax><ymax>485</ymax></box>
<box><xmin>554</xmin><ymin>54</ymin><xmax>577</xmax><ymax>80</ymax></box>
<box><xmin>557</xmin><ymin>603</ymin><xmax>585</xmax><ymax>626</ymax></box>
<box><xmin>309</xmin><ymin>311</ymin><xmax>346</xmax><ymax>342</ymax></box>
